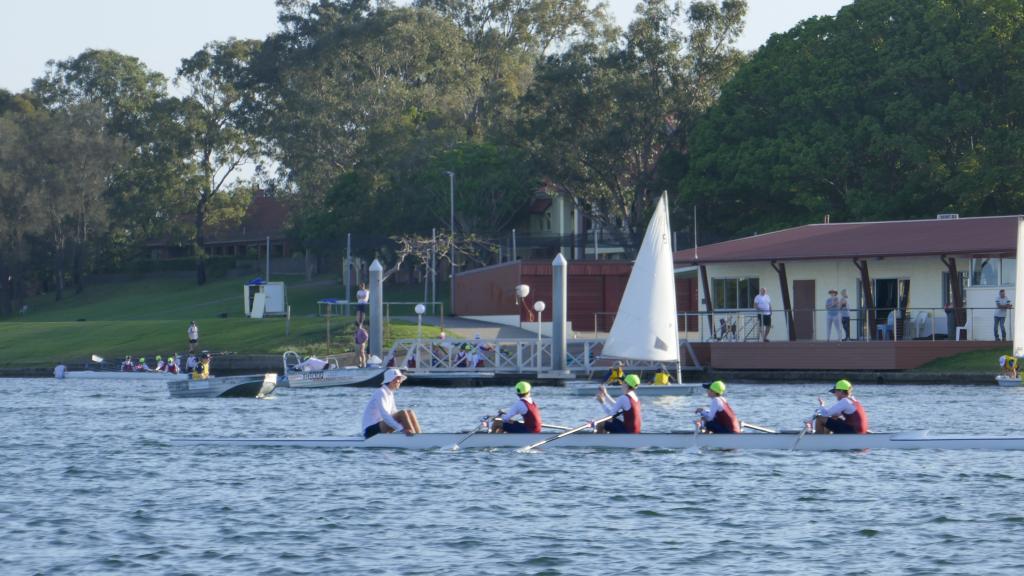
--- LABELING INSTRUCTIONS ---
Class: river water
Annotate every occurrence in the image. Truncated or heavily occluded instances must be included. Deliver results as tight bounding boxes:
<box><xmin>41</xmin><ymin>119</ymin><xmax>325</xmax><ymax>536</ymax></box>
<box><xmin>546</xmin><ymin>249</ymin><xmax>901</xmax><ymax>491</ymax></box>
<box><xmin>3</xmin><ymin>377</ymin><xmax>1024</xmax><ymax>575</ymax></box>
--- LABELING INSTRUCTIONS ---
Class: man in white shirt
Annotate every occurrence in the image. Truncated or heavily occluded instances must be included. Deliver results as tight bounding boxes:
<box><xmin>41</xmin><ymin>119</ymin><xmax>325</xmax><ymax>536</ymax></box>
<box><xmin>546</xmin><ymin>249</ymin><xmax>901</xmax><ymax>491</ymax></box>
<box><xmin>361</xmin><ymin>368</ymin><xmax>421</xmax><ymax>438</ymax></box>
<box><xmin>753</xmin><ymin>287</ymin><xmax>772</xmax><ymax>341</ymax></box>
<box><xmin>994</xmin><ymin>289</ymin><xmax>1012</xmax><ymax>341</ymax></box>
<box><xmin>187</xmin><ymin>321</ymin><xmax>199</xmax><ymax>353</ymax></box>
<box><xmin>355</xmin><ymin>283</ymin><xmax>369</xmax><ymax>324</ymax></box>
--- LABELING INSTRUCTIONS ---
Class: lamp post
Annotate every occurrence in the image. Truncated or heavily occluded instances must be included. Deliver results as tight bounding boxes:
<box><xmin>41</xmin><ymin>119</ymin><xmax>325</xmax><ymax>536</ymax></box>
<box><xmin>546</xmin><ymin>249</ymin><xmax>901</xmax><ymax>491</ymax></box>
<box><xmin>445</xmin><ymin>171</ymin><xmax>456</xmax><ymax>316</ymax></box>
<box><xmin>415</xmin><ymin>303</ymin><xmax>426</xmax><ymax>368</ymax></box>
<box><xmin>534</xmin><ymin>300</ymin><xmax>546</xmax><ymax>373</ymax></box>
<box><xmin>515</xmin><ymin>284</ymin><xmax>530</xmax><ymax>328</ymax></box>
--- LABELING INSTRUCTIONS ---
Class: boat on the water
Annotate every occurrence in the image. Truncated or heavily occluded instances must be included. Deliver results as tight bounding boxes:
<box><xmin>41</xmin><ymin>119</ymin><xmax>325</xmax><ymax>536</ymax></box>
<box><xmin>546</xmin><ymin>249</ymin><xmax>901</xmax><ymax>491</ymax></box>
<box><xmin>167</xmin><ymin>373</ymin><xmax>278</xmax><ymax>398</ymax></box>
<box><xmin>567</xmin><ymin>381</ymin><xmax>701</xmax><ymax>396</ymax></box>
<box><xmin>169</xmin><ymin>430</ymin><xmax>1024</xmax><ymax>451</ymax></box>
<box><xmin>279</xmin><ymin>351</ymin><xmax>385</xmax><ymax>389</ymax></box>
<box><xmin>62</xmin><ymin>370</ymin><xmax>190</xmax><ymax>381</ymax></box>
<box><xmin>996</xmin><ymin>375</ymin><xmax>1021</xmax><ymax>387</ymax></box>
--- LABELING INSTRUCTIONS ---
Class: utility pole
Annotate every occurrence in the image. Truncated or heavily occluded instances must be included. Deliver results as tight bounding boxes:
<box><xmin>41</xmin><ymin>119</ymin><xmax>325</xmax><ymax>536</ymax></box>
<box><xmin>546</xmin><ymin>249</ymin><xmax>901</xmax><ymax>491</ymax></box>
<box><xmin>445</xmin><ymin>171</ymin><xmax>456</xmax><ymax>316</ymax></box>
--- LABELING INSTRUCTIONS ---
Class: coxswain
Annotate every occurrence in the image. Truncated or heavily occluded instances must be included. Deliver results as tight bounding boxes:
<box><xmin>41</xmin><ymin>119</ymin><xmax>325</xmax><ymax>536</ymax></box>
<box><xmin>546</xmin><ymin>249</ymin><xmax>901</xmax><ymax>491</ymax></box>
<box><xmin>191</xmin><ymin>352</ymin><xmax>211</xmax><ymax>380</ymax></box>
<box><xmin>695</xmin><ymin>380</ymin><xmax>740</xmax><ymax>433</ymax></box>
<box><xmin>604</xmin><ymin>361</ymin><xmax>625</xmax><ymax>385</ymax></box>
<box><xmin>653</xmin><ymin>364</ymin><xmax>673</xmax><ymax>386</ymax></box>
<box><xmin>134</xmin><ymin>357</ymin><xmax>149</xmax><ymax>372</ymax></box>
<box><xmin>492</xmin><ymin>381</ymin><xmax>542</xmax><ymax>433</ymax></box>
<box><xmin>999</xmin><ymin>354</ymin><xmax>1018</xmax><ymax>378</ymax></box>
<box><xmin>595</xmin><ymin>373</ymin><xmax>642</xmax><ymax>433</ymax></box>
<box><xmin>121</xmin><ymin>356</ymin><xmax>134</xmax><ymax>372</ymax></box>
<box><xmin>154</xmin><ymin>355</ymin><xmax>166</xmax><ymax>372</ymax></box>
<box><xmin>361</xmin><ymin>368</ymin><xmax>421</xmax><ymax>438</ymax></box>
<box><xmin>814</xmin><ymin>379</ymin><xmax>868</xmax><ymax>434</ymax></box>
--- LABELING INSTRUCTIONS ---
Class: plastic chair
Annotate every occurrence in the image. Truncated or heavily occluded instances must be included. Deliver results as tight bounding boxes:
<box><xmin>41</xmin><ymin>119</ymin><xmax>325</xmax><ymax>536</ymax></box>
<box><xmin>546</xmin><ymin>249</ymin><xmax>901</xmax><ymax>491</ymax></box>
<box><xmin>955</xmin><ymin>317</ymin><xmax>972</xmax><ymax>341</ymax></box>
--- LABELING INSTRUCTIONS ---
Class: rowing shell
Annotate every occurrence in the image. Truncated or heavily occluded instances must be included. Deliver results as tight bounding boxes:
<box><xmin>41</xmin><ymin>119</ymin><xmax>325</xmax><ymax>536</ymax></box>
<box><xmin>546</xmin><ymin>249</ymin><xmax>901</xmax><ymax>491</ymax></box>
<box><xmin>169</xmin><ymin>431</ymin><xmax>1024</xmax><ymax>451</ymax></box>
<box><xmin>63</xmin><ymin>371</ymin><xmax>190</xmax><ymax>381</ymax></box>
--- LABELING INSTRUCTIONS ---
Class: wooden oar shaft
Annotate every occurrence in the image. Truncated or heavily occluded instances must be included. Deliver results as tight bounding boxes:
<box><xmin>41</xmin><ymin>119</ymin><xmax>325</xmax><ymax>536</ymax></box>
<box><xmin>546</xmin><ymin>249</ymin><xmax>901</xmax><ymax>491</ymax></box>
<box><xmin>522</xmin><ymin>411</ymin><xmax>621</xmax><ymax>451</ymax></box>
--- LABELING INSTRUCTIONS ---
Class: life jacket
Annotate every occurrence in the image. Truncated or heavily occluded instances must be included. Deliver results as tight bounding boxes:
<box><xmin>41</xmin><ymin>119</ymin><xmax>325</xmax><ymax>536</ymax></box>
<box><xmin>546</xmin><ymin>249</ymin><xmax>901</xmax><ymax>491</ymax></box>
<box><xmin>192</xmin><ymin>360</ymin><xmax>210</xmax><ymax>380</ymax></box>
<box><xmin>134</xmin><ymin>364</ymin><xmax>147</xmax><ymax>372</ymax></box>
<box><xmin>712</xmin><ymin>399</ymin><xmax>741</xmax><ymax>433</ymax></box>
<box><xmin>121</xmin><ymin>362</ymin><xmax>133</xmax><ymax>372</ymax></box>
<box><xmin>654</xmin><ymin>372</ymin><xmax>670</xmax><ymax>385</ymax></box>
<box><xmin>167</xmin><ymin>363</ymin><xmax>179</xmax><ymax>374</ymax></box>
<box><xmin>608</xmin><ymin>367</ymin><xmax>623</xmax><ymax>382</ymax></box>
<box><xmin>520</xmin><ymin>398</ymin><xmax>542</xmax><ymax>433</ymax></box>
<box><xmin>620</xmin><ymin>393</ymin><xmax>642</xmax><ymax>433</ymax></box>
<box><xmin>842</xmin><ymin>398</ymin><xmax>868</xmax><ymax>434</ymax></box>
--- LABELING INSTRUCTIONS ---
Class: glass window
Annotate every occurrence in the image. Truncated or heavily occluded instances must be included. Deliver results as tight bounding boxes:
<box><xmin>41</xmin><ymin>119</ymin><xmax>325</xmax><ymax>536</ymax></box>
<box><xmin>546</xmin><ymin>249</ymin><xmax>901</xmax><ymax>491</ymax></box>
<box><xmin>711</xmin><ymin>278</ymin><xmax>760</xmax><ymax>309</ymax></box>
<box><xmin>970</xmin><ymin>258</ymin><xmax>998</xmax><ymax>286</ymax></box>
<box><xmin>1001</xmin><ymin>258</ymin><xmax>1016</xmax><ymax>286</ymax></box>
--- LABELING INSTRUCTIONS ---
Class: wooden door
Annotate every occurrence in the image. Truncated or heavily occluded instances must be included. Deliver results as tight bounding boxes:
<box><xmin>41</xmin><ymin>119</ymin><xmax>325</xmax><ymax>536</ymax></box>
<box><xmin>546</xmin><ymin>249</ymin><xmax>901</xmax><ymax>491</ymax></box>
<box><xmin>793</xmin><ymin>280</ymin><xmax>816</xmax><ymax>340</ymax></box>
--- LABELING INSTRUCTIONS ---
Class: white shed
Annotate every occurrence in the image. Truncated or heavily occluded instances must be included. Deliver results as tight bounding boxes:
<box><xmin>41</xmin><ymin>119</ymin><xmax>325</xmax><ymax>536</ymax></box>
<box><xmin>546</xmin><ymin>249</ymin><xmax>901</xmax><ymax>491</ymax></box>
<box><xmin>244</xmin><ymin>279</ymin><xmax>287</xmax><ymax>318</ymax></box>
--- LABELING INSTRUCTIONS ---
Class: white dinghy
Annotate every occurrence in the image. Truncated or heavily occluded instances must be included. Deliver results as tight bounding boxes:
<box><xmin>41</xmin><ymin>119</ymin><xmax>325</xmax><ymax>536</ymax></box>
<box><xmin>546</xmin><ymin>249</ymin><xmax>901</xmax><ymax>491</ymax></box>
<box><xmin>996</xmin><ymin>217</ymin><xmax>1024</xmax><ymax>387</ymax></box>
<box><xmin>574</xmin><ymin>193</ymin><xmax>700</xmax><ymax>396</ymax></box>
<box><xmin>278</xmin><ymin>352</ymin><xmax>385</xmax><ymax>389</ymax></box>
<box><xmin>169</xmin><ymin>430</ymin><xmax>1024</xmax><ymax>451</ymax></box>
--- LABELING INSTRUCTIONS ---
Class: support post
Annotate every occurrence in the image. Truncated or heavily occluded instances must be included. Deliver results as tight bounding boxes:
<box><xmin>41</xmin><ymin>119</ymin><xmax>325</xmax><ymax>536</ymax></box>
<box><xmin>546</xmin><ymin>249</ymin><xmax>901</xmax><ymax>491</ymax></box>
<box><xmin>770</xmin><ymin>260</ymin><xmax>796</xmax><ymax>341</ymax></box>
<box><xmin>369</xmin><ymin>259</ymin><xmax>384</xmax><ymax>359</ymax></box>
<box><xmin>552</xmin><ymin>253</ymin><xmax>568</xmax><ymax>373</ymax></box>
<box><xmin>345</xmin><ymin>233</ymin><xmax>352</xmax><ymax>315</ymax></box>
<box><xmin>699</xmin><ymin>265</ymin><xmax>714</xmax><ymax>338</ymax></box>
<box><xmin>853</xmin><ymin>258</ymin><xmax>874</xmax><ymax>341</ymax></box>
<box><xmin>430</xmin><ymin>228</ymin><xmax>436</xmax><ymax>310</ymax></box>
<box><xmin>940</xmin><ymin>255</ymin><xmax>965</xmax><ymax>328</ymax></box>
<box><xmin>512</xmin><ymin>228</ymin><xmax>517</xmax><ymax>261</ymax></box>
<box><xmin>265</xmin><ymin>236</ymin><xmax>270</xmax><ymax>280</ymax></box>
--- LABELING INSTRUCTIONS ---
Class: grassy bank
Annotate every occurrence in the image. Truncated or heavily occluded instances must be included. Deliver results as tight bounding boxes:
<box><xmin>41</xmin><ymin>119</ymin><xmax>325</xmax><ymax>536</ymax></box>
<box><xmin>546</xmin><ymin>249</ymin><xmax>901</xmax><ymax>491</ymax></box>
<box><xmin>1</xmin><ymin>273</ymin><xmax>443</xmax><ymax>365</ymax></box>
<box><xmin>913</xmin><ymin>348</ymin><xmax>1003</xmax><ymax>373</ymax></box>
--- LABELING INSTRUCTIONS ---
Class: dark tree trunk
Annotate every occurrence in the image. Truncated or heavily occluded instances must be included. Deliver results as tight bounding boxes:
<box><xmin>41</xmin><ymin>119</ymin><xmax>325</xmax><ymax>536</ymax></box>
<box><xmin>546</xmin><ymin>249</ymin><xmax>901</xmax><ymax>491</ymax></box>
<box><xmin>194</xmin><ymin>195</ymin><xmax>209</xmax><ymax>286</ymax></box>
<box><xmin>54</xmin><ymin>247</ymin><xmax>65</xmax><ymax>302</ymax></box>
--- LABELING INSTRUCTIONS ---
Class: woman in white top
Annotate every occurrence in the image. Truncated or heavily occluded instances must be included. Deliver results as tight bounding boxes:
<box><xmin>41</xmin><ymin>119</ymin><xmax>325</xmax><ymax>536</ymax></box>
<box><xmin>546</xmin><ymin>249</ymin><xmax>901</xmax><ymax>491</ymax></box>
<box><xmin>355</xmin><ymin>283</ymin><xmax>369</xmax><ymax>324</ymax></box>
<box><xmin>361</xmin><ymin>368</ymin><xmax>420</xmax><ymax>438</ymax></box>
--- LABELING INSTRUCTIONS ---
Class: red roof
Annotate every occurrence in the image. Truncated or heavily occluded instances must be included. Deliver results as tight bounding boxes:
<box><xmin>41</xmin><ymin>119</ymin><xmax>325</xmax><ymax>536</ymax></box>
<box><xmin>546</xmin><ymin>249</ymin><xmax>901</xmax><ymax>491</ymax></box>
<box><xmin>675</xmin><ymin>216</ymin><xmax>1020</xmax><ymax>264</ymax></box>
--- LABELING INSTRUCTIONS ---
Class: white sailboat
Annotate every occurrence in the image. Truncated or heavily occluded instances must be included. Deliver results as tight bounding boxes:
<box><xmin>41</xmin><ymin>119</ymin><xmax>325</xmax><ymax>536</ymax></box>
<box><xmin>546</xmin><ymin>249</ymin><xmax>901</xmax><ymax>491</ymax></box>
<box><xmin>997</xmin><ymin>216</ymin><xmax>1024</xmax><ymax>387</ymax></box>
<box><xmin>574</xmin><ymin>192</ymin><xmax>700</xmax><ymax>396</ymax></box>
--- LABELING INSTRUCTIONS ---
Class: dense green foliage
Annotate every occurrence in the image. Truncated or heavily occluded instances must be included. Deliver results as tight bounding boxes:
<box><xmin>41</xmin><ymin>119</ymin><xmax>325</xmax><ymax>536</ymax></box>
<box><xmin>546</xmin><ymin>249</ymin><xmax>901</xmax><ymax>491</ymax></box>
<box><xmin>681</xmin><ymin>0</ymin><xmax>1024</xmax><ymax>238</ymax></box>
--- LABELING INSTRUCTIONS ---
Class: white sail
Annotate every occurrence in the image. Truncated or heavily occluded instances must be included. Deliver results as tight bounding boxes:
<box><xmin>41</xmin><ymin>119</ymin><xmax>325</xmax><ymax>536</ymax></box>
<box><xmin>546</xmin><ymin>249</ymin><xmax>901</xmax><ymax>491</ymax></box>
<box><xmin>1014</xmin><ymin>217</ymin><xmax>1024</xmax><ymax>357</ymax></box>
<box><xmin>602</xmin><ymin>193</ymin><xmax>679</xmax><ymax>361</ymax></box>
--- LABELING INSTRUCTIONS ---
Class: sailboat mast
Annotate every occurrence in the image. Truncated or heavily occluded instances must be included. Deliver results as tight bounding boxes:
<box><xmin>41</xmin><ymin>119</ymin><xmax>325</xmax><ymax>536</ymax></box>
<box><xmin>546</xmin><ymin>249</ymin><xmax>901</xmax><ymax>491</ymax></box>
<box><xmin>1014</xmin><ymin>217</ymin><xmax>1024</xmax><ymax>357</ymax></box>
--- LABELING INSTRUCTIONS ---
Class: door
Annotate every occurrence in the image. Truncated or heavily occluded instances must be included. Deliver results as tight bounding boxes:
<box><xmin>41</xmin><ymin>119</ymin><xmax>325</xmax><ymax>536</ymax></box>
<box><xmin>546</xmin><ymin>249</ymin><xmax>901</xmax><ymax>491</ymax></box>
<box><xmin>793</xmin><ymin>280</ymin><xmax>816</xmax><ymax>340</ymax></box>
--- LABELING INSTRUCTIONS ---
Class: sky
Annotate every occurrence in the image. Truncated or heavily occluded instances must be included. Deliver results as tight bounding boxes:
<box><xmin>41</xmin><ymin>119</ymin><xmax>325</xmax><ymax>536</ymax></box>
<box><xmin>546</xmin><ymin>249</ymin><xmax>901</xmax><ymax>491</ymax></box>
<box><xmin>0</xmin><ymin>0</ymin><xmax>854</xmax><ymax>93</ymax></box>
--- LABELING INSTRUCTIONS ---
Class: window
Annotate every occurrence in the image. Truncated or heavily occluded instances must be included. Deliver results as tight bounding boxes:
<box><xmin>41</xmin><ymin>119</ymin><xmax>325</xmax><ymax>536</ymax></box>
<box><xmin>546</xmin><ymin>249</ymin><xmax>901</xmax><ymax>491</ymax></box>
<box><xmin>711</xmin><ymin>278</ymin><xmax>760</xmax><ymax>309</ymax></box>
<box><xmin>970</xmin><ymin>258</ymin><xmax>1016</xmax><ymax>286</ymax></box>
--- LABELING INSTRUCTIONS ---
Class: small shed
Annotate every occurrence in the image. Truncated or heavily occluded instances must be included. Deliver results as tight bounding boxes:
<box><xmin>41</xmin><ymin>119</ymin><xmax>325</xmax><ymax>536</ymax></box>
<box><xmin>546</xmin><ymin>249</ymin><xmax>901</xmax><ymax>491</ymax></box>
<box><xmin>244</xmin><ymin>278</ymin><xmax>287</xmax><ymax>318</ymax></box>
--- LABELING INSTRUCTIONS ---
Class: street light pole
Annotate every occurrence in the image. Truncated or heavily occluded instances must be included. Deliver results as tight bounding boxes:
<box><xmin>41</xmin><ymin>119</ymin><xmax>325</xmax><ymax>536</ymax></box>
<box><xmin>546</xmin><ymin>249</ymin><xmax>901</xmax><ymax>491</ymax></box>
<box><xmin>534</xmin><ymin>300</ymin><xmax>546</xmax><ymax>375</ymax></box>
<box><xmin>415</xmin><ymin>303</ymin><xmax>426</xmax><ymax>369</ymax></box>
<box><xmin>445</xmin><ymin>171</ymin><xmax>456</xmax><ymax>317</ymax></box>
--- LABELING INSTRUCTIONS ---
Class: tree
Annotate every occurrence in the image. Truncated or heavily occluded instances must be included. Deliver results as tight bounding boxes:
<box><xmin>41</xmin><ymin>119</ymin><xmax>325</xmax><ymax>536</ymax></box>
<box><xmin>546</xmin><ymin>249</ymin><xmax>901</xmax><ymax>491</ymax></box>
<box><xmin>176</xmin><ymin>39</ymin><xmax>261</xmax><ymax>285</ymax></box>
<box><xmin>681</xmin><ymin>0</ymin><xmax>1024</xmax><ymax>239</ymax></box>
<box><xmin>520</xmin><ymin>0</ymin><xmax>746</xmax><ymax>244</ymax></box>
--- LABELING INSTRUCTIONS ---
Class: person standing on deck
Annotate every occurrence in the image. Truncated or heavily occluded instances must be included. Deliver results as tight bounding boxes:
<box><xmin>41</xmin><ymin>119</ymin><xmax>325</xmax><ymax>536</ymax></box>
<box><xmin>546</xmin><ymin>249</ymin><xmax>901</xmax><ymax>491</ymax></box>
<box><xmin>754</xmin><ymin>287</ymin><xmax>772</xmax><ymax>342</ymax></box>
<box><xmin>813</xmin><ymin>379</ymin><xmax>868</xmax><ymax>434</ymax></box>
<box><xmin>826</xmin><ymin>290</ymin><xmax>842</xmax><ymax>341</ymax></box>
<box><xmin>839</xmin><ymin>289</ymin><xmax>851</xmax><ymax>341</ymax></box>
<box><xmin>361</xmin><ymin>368</ymin><xmax>420</xmax><ymax>438</ymax></box>
<box><xmin>995</xmin><ymin>289</ymin><xmax>1012</xmax><ymax>341</ymax></box>
<box><xmin>187</xmin><ymin>321</ymin><xmax>199</xmax><ymax>354</ymax></box>
<box><xmin>695</xmin><ymin>380</ymin><xmax>740</xmax><ymax>434</ymax></box>
<box><xmin>595</xmin><ymin>374</ymin><xmax>642</xmax><ymax>433</ymax></box>
<box><xmin>492</xmin><ymin>381</ymin><xmax>542</xmax><ymax>433</ymax></box>
<box><xmin>354</xmin><ymin>322</ymin><xmax>369</xmax><ymax>368</ymax></box>
<box><xmin>355</xmin><ymin>283</ymin><xmax>369</xmax><ymax>325</ymax></box>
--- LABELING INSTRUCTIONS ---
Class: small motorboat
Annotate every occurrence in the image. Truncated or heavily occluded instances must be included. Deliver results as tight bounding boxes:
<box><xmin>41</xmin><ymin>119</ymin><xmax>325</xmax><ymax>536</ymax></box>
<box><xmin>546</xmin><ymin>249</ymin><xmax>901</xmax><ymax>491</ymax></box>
<box><xmin>167</xmin><ymin>373</ymin><xmax>278</xmax><ymax>398</ymax></box>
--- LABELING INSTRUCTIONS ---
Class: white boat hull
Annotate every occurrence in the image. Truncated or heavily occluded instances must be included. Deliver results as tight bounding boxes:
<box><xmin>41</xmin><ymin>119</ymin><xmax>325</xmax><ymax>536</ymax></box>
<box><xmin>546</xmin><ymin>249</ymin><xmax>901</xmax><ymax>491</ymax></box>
<box><xmin>169</xmin><ymin>431</ymin><xmax>1024</xmax><ymax>451</ymax></box>
<box><xmin>63</xmin><ymin>370</ymin><xmax>190</xmax><ymax>381</ymax></box>
<box><xmin>568</xmin><ymin>383</ymin><xmax>701</xmax><ymax>396</ymax></box>
<box><xmin>996</xmin><ymin>375</ymin><xmax>1021</xmax><ymax>387</ymax></box>
<box><xmin>282</xmin><ymin>367</ymin><xmax>384</xmax><ymax>389</ymax></box>
<box><xmin>167</xmin><ymin>374</ymin><xmax>278</xmax><ymax>398</ymax></box>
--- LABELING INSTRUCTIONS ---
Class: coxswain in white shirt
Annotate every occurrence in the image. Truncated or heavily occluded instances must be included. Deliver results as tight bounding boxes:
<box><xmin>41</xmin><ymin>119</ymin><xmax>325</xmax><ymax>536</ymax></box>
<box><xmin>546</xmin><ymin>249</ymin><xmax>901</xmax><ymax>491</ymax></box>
<box><xmin>695</xmin><ymin>380</ymin><xmax>740</xmax><ymax>434</ymax></box>
<box><xmin>814</xmin><ymin>379</ymin><xmax>869</xmax><ymax>434</ymax></box>
<box><xmin>361</xmin><ymin>368</ymin><xmax>421</xmax><ymax>439</ymax></box>
<box><xmin>596</xmin><ymin>374</ymin><xmax>643</xmax><ymax>433</ymax></box>
<box><xmin>492</xmin><ymin>381</ymin><xmax>542</xmax><ymax>433</ymax></box>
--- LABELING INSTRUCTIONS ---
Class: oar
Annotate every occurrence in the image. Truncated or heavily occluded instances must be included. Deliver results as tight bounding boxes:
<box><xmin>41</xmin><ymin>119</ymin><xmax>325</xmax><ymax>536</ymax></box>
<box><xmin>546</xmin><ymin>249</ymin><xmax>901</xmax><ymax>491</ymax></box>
<box><xmin>541</xmin><ymin>423</ymin><xmax>571</xmax><ymax>432</ymax></box>
<box><xmin>741</xmin><ymin>422</ymin><xmax>777</xmax><ymax>434</ymax></box>
<box><xmin>518</xmin><ymin>412</ymin><xmax>621</xmax><ymax>452</ymax></box>
<box><xmin>791</xmin><ymin>414</ymin><xmax>816</xmax><ymax>451</ymax></box>
<box><xmin>445</xmin><ymin>414</ymin><xmax>497</xmax><ymax>451</ymax></box>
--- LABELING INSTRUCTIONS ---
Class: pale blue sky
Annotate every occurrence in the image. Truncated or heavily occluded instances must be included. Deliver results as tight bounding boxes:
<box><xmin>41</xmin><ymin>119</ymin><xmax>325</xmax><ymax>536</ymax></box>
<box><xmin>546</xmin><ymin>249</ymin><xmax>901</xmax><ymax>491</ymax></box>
<box><xmin>0</xmin><ymin>0</ymin><xmax>853</xmax><ymax>92</ymax></box>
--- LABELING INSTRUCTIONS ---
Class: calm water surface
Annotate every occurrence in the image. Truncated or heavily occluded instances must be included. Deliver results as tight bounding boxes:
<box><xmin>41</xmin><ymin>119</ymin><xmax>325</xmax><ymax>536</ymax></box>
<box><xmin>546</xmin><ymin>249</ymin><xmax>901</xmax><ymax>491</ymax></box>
<box><xmin>3</xmin><ymin>378</ymin><xmax>1024</xmax><ymax>575</ymax></box>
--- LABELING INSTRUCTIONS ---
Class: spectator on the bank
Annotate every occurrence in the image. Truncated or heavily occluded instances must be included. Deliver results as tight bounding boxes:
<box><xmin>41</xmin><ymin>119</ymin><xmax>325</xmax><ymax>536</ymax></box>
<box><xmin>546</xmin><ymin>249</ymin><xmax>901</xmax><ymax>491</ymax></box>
<box><xmin>356</xmin><ymin>284</ymin><xmax>369</xmax><ymax>324</ymax></box>
<box><xmin>840</xmin><ymin>289</ymin><xmax>851</xmax><ymax>341</ymax></box>
<box><xmin>826</xmin><ymin>289</ymin><xmax>842</xmax><ymax>341</ymax></box>
<box><xmin>995</xmin><ymin>289</ymin><xmax>1012</xmax><ymax>341</ymax></box>
<box><xmin>355</xmin><ymin>322</ymin><xmax>369</xmax><ymax>368</ymax></box>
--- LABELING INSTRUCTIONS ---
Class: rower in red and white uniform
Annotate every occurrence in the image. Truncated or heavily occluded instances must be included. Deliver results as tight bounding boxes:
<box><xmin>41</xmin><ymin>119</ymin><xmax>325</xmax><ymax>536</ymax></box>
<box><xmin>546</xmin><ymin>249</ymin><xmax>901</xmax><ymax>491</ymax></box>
<box><xmin>121</xmin><ymin>356</ymin><xmax>134</xmax><ymax>372</ymax></box>
<box><xmin>492</xmin><ymin>381</ymin><xmax>542</xmax><ymax>433</ymax></box>
<box><xmin>361</xmin><ymin>368</ymin><xmax>421</xmax><ymax>439</ymax></box>
<box><xmin>154</xmin><ymin>355</ymin><xmax>166</xmax><ymax>372</ymax></box>
<box><xmin>596</xmin><ymin>373</ymin><xmax>642</xmax><ymax>433</ymax></box>
<box><xmin>134</xmin><ymin>357</ymin><xmax>149</xmax><ymax>372</ymax></box>
<box><xmin>695</xmin><ymin>380</ymin><xmax>740</xmax><ymax>434</ymax></box>
<box><xmin>166</xmin><ymin>354</ymin><xmax>180</xmax><ymax>374</ymax></box>
<box><xmin>814</xmin><ymin>379</ymin><xmax>868</xmax><ymax>434</ymax></box>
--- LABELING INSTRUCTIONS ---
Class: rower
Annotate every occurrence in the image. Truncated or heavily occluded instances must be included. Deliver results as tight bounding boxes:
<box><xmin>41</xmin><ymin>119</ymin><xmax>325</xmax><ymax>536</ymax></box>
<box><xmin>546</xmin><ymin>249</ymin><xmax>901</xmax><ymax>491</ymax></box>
<box><xmin>167</xmin><ymin>354</ymin><xmax>180</xmax><ymax>374</ymax></box>
<box><xmin>653</xmin><ymin>364</ymin><xmax>673</xmax><ymax>386</ymax></box>
<box><xmin>134</xmin><ymin>357</ymin><xmax>149</xmax><ymax>372</ymax></box>
<box><xmin>694</xmin><ymin>380</ymin><xmax>740</xmax><ymax>434</ymax></box>
<box><xmin>999</xmin><ymin>354</ymin><xmax>1018</xmax><ymax>378</ymax></box>
<box><xmin>191</xmin><ymin>352</ymin><xmax>211</xmax><ymax>380</ymax></box>
<box><xmin>361</xmin><ymin>368</ymin><xmax>421</xmax><ymax>438</ymax></box>
<box><xmin>604</xmin><ymin>361</ymin><xmax>624</xmax><ymax>385</ymax></box>
<box><xmin>814</xmin><ymin>379</ymin><xmax>868</xmax><ymax>434</ymax></box>
<box><xmin>492</xmin><ymin>381</ymin><xmax>542</xmax><ymax>433</ymax></box>
<box><xmin>185</xmin><ymin>354</ymin><xmax>198</xmax><ymax>373</ymax></box>
<box><xmin>121</xmin><ymin>356</ymin><xmax>134</xmax><ymax>372</ymax></box>
<box><xmin>595</xmin><ymin>373</ymin><xmax>642</xmax><ymax>433</ymax></box>
<box><xmin>154</xmin><ymin>355</ymin><xmax>166</xmax><ymax>372</ymax></box>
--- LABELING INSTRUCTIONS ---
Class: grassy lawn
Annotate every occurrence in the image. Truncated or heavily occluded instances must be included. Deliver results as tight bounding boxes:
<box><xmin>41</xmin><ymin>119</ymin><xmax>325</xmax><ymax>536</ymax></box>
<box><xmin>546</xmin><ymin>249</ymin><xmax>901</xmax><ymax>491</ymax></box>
<box><xmin>1</xmin><ymin>273</ymin><xmax>445</xmax><ymax>365</ymax></box>
<box><xmin>914</xmin><ymin>348</ymin><xmax>1005</xmax><ymax>373</ymax></box>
